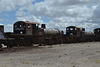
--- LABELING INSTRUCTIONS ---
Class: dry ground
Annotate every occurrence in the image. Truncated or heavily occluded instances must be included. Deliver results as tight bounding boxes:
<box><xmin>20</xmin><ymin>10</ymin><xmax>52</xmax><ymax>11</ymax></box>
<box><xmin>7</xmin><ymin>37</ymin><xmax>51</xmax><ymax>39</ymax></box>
<box><xmin>0</xmin><ymin>42</ymin><xmax>100</xmax><ymax>67</ymax></box>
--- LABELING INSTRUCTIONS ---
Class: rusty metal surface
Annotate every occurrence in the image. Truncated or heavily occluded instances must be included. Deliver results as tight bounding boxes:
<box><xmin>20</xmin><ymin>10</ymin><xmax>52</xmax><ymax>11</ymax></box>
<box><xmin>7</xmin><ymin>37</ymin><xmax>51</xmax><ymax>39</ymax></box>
<box><xmin>15</xmin><ymin>21</ymin><xmax>40</xmax><ymax>24</ymax></box>
<box><xmin>85</xmin><ymin>32</ymin><xmax>94</xmax><ymax>36</ymax></box>
<box><xmin>94</xmin><ymin>28</ymin><xmax>100</xmax><ymax>35</ymax></box>
<box><xmin>0</xmin><ymin>25</ymin><xmax>4</xmax><ymax>39</ymax></box>
<box><xmin>25</xmin><ymin>21</ymin><xmax>40</xmax><ymax>24</ymax></box>
<box><xmin>66</xmin><ymin>26</ymin><xmax>85</xmax><ymax>36</ymax></box>
<box><xmin>0</xmin><ymin>25</ymin><xmax>4</xmax><ymax>33</ymax></box>
<box><xmin>0</xmin><ymin>21</ymin><xmax>99</xmax><ymax>48</ymax></box>
<box><xmin>41</xmin><ymin>24</ymin><xmax>46</xmax><ymax>29</ymax></box>
<box><xmin>14</xmin><ymin>21</ymin><xmax>40</xmax><ymax>35</ymax></box>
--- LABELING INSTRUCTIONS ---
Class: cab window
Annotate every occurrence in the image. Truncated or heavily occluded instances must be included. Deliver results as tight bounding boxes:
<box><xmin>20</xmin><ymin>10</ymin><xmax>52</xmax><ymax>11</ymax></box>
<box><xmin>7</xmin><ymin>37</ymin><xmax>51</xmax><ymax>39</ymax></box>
<box><xmin>28</xmin><ymin>24</ymin><xmax>31</xmax><ymax>29</ymax></box>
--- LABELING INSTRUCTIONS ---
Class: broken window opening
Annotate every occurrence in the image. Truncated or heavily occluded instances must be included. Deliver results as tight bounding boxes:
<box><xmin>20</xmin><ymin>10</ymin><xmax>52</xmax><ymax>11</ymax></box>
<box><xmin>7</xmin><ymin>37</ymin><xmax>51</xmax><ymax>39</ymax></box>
<box><xmin>28</xmin><ymin>24</ymin><xmax>31</xmax><ymax>29</ymax></box>
<box><xmin>70</xmin><ymin>28</ymin><xmax>73</xmax><ymax>30</ymax></box>
<box><xmin>20</xmin><ymin>31</ymin><xmax>23</xmax><ymax>34</ymax></box>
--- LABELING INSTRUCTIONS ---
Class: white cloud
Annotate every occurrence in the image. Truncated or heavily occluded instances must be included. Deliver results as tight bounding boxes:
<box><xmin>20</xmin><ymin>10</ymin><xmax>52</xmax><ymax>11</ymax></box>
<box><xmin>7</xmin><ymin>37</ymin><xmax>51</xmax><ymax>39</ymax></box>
<box><xmin>0</xmin><ymin>0</ymin><xmax>35</xmax><ymax>12</ymax></box>
<box><xmin>1</xmin><ymin>0</ymin><xmax>100</xmax><ymax>32</ymax></box>
<box><xmin>92</xmin><ymin>5</ymin><xmax>100</xmax><ymax>20</ymax></box>
<box><xmin>17</xmin><ymin>15</ymin><xmax>44</xmax><ymax>24</ymax></box>
<box><xmin>15</xmin><ymin>0</ymin><xmax>100</xmax><ymax>32</ymax></box>
<box><xmin>4</xmin><ymin>24</ymin><xmax>13</xmax><ymax>32</ymax></box>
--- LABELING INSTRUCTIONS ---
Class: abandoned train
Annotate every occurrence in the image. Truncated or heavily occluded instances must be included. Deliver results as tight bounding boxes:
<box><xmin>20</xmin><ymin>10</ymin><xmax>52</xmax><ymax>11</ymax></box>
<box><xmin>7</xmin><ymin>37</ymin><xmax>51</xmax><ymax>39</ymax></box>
<box><xmin>0</xmin><ymin>21</ymin><xmax>99</xmax><ymax>47</ymax></box>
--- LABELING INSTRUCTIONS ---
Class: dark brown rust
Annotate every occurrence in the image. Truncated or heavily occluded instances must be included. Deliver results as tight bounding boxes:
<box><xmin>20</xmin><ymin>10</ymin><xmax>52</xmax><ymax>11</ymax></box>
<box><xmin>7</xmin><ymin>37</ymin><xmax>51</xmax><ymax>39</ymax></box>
<box><xmin>66</xmin><ymin>26</ymin><xmax>85</xmax><ymax>36</ymax></box>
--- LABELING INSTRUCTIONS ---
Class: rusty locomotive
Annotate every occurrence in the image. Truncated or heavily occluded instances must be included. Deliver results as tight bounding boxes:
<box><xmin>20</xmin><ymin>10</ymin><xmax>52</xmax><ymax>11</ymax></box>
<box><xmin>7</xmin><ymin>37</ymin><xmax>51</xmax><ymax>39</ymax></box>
<box><xmin>2</xmin><ymin>21</ymin><xmax>64</xmax><ymax>47</ymax></box>
<box><xmin>0</xmin><ymin>21</ymin><xmax>99</xmax><ymax>48</ymax></box>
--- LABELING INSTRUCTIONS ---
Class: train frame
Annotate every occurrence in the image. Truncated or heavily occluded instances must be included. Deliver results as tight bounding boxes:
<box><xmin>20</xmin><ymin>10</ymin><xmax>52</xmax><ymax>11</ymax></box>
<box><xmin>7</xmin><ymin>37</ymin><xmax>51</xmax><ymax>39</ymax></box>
<box><xmin>0</xmin><ymin>21</ymin><xmax>99</xmax><ymax>48</ymax></box>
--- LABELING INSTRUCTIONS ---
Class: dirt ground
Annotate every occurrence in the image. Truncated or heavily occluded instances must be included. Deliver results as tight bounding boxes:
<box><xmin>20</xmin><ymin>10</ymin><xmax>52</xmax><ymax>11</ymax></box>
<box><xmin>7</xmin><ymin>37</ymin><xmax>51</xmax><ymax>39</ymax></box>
<box><xmin>0</xmin><ymin>42</ymin><xmax>100</xmax><ymax>67</ymax></box>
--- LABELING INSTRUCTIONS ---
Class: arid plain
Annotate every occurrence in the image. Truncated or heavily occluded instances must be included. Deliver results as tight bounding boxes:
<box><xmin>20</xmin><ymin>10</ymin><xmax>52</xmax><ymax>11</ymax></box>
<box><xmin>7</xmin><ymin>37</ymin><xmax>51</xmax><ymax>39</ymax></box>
<box><xmin>0</xmin><ymin>42</ymin><xmax>100</xmax><ymax>67</ymax></box>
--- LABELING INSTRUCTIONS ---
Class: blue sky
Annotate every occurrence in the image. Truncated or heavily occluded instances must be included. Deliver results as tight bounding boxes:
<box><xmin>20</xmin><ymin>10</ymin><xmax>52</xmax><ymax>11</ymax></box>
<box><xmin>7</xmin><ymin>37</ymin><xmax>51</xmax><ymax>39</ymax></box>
<box><xmin>0</xmin><ymin>10</ymin><xmax>17</xmax><ymax>24</ymax></box>
<box><xmin>0</xmin><ymin>0</ymin><xmax>45</xmax><ymax>24</ymax></box>
<box><xmin>0</xmin><ymin>0</ymin><xmax>100</xmax><ymax>32</ymax></box>
<box><xmin>33</xmin><ymin>0</ymin><xmax>44</xmax><ymax>3</ymax></box>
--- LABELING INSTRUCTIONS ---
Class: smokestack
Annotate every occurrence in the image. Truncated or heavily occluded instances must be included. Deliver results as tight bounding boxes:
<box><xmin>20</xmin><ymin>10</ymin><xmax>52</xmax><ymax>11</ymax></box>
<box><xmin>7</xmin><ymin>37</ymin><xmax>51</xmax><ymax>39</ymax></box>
<box><xmin>41</xmin><ymin>24</ymin><xmax>46</xmax><ymax>29</ymax></box>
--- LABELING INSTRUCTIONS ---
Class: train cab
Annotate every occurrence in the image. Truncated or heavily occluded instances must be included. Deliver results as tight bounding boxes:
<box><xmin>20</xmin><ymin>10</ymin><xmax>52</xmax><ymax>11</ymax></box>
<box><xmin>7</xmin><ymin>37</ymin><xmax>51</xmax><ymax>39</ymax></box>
<box><xmin>14</xmin><ymin>21</ymin><xmax>40</xmax><ymax>35</ymax></box>
<box><xmin>94</xmin><ymin>28</ymin><xmax>100</xmax><ymax>35</ymax></box>
<box><xmin>66</xmin><ymin>26</ymin><xmax>85</xmax><ymax>36</ymax></box>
